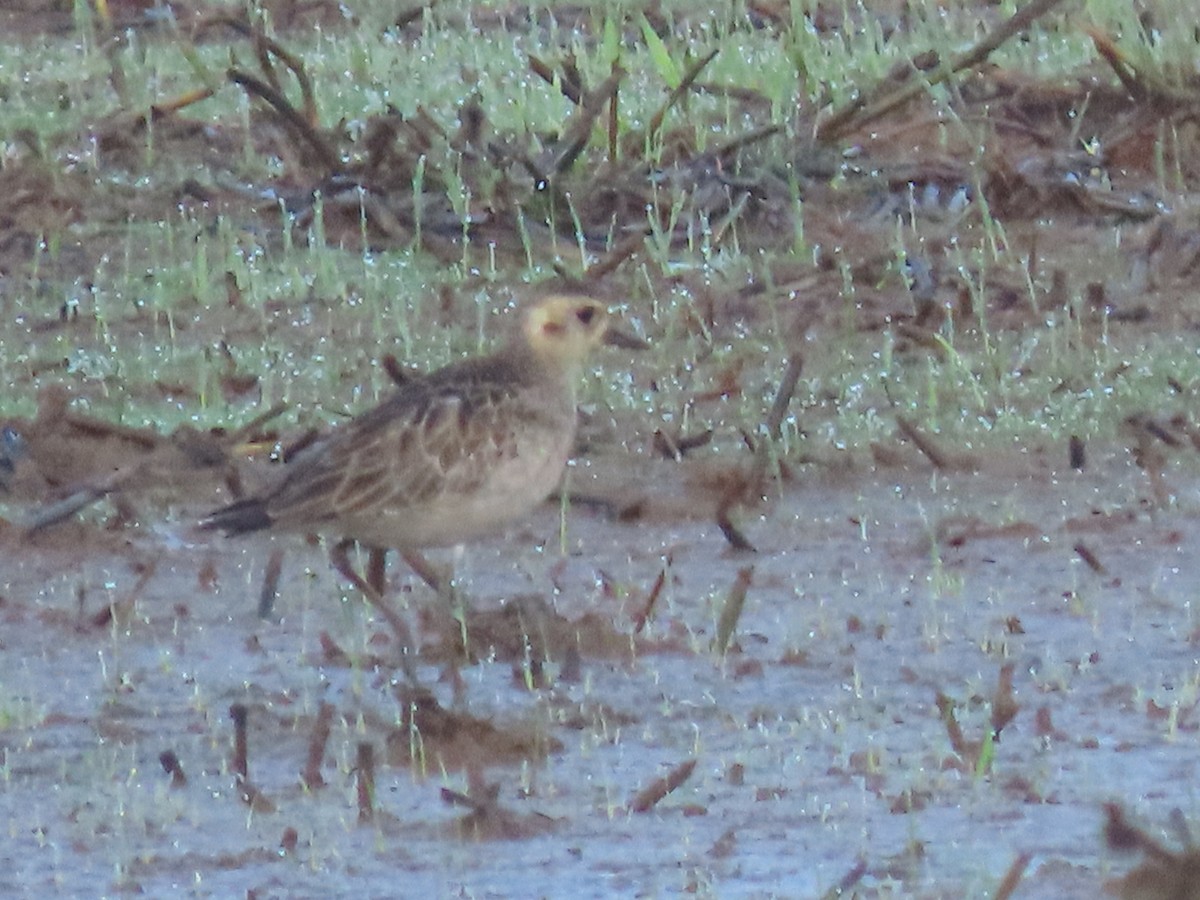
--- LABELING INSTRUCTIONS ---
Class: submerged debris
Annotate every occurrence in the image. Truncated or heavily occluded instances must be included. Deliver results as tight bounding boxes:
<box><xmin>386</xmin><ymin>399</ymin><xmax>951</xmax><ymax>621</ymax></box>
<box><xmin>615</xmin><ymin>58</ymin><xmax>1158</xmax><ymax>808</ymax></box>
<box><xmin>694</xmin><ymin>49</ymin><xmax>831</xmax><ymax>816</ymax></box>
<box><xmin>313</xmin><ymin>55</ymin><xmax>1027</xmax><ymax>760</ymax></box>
<box><xmin>1104</xmin><ymin>804</ymin><xmax>1200</xmax><ymax>900</ymax></box>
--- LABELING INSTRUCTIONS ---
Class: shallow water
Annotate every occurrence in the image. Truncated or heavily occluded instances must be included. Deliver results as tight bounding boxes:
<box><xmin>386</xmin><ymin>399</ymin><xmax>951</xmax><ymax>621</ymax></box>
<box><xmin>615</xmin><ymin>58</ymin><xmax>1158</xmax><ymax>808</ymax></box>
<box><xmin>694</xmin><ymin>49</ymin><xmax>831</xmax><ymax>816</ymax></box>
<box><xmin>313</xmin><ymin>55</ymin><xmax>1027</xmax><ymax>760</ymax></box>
<box><xmin>1</xmin><ymin>443</ymin><xmax>1194</xmax><ymax>898</ymax></box>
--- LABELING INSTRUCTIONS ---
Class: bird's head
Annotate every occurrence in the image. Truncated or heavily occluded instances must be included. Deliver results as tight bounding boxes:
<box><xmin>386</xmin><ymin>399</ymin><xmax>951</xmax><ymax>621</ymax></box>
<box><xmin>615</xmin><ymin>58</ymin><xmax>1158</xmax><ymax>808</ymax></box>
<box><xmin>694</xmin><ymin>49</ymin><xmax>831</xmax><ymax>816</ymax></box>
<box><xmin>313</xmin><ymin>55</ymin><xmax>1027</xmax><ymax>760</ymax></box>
<box><xmin>521</xmin><ymin>295</ymin><xmax>612</xmax><ymax>371</ymax></box>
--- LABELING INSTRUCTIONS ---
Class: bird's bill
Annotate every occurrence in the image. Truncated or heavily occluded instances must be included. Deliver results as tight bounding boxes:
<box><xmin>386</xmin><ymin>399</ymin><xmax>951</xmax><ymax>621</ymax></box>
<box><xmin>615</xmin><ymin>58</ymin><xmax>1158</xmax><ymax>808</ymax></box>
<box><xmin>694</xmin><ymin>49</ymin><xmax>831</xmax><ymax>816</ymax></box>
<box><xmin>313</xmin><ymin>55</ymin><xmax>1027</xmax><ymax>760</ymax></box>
<box><xmin>603</xmin><ymin>324</ymin><xmax>650</xmax><ymax>350</ymax></box>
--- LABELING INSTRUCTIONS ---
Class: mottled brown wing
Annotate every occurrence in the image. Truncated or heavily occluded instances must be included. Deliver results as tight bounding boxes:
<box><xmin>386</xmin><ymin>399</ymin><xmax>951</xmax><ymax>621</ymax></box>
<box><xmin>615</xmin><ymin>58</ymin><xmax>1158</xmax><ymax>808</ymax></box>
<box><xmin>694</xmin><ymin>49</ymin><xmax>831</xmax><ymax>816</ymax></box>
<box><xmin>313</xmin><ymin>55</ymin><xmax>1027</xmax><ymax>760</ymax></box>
<box><xmin>260</xmin><ymin>376</ymin><xmax>527</xmax><ymax>528</ymax></box>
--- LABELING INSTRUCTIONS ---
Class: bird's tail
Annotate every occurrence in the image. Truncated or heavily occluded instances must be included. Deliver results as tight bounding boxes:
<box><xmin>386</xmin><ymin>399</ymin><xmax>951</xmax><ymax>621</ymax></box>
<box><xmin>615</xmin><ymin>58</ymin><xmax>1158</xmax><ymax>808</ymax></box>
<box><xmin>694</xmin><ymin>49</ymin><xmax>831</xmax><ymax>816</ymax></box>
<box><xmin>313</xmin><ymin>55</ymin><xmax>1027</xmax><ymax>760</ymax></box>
<box><xmin>198</xmin><ymin>498</ymin><xmax>273</xmax><ymax>535</ymax></box>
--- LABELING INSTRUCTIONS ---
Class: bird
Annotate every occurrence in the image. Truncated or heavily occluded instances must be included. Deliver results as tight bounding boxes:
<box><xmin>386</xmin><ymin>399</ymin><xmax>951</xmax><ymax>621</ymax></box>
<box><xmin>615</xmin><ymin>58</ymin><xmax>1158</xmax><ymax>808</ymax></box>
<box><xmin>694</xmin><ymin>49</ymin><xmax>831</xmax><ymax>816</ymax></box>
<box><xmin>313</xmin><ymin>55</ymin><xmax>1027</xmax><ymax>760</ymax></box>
<box><xmin>200</xmin><ymin>293</ymin><xmax>640</xmax><ymax>672</ymax></box>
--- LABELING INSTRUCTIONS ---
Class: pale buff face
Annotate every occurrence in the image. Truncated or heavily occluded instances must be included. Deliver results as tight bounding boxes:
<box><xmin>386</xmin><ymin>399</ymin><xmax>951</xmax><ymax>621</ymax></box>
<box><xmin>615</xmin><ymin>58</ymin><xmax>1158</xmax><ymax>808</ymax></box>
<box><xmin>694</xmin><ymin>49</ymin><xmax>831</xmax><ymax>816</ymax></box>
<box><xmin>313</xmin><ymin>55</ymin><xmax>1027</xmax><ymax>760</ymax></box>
<box><xmin>520</xmin><ymin>296</ymin><xmax>610</xmax><ymax>371</ymax></box>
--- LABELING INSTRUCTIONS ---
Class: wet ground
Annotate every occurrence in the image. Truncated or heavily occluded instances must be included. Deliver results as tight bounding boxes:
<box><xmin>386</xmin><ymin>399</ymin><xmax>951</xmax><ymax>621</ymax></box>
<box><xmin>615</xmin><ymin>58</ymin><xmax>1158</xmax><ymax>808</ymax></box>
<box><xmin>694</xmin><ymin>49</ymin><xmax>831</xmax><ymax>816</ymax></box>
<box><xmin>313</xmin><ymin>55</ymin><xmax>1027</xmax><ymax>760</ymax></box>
<box><xmin>5</xmin><ymin>1</ymin><xmax>1200</xmax><ymax>897</ymax></box>
<box><xmin>3</xmin><ymin>442</ymin><xmax>1200</xmax><ymax>896</ymax></box>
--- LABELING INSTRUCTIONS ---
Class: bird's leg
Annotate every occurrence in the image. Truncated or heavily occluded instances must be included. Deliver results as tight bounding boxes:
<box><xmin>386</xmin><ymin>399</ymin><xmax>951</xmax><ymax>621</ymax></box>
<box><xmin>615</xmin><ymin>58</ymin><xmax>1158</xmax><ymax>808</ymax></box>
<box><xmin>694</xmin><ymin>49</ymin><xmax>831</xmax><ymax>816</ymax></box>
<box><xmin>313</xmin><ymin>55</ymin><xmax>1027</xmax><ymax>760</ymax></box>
<box><xmin>401</xmin><ymin>549</ymin><xmax>472</xmax><ymax>655</ymax></box>
<box><xmin>398</xmin><ymin>549</ymin><xmax>444</xmax><ymax>594</ymax></box>
<box><xmin>400</xmin><ymin>550</ymin><xmax>465</xmax><ymax>608</ymax></box>
<box><xmin>330</xmin><ymin>539</ymin><xmax>419</xmax><ymax>683</ymax></box>
<box><xmin>366</xmin><ymin>547</ymin><xmax>388</xmax><ymax>596</ymax></box>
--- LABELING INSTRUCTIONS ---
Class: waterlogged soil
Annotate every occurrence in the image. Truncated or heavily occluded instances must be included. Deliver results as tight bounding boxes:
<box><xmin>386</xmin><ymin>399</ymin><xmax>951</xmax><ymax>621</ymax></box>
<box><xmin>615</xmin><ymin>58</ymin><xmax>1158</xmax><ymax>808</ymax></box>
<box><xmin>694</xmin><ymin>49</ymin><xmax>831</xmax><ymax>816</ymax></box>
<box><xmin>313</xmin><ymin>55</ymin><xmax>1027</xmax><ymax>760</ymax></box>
<box><xmin>6</xmin><ymin>2</ymin><xmax>1200</xmax><ymax>898</ymax></box>
<box><xmin>4</xmin><ymin>447</ymin><xmax>1200</xmax><ymax>898</ymax></box>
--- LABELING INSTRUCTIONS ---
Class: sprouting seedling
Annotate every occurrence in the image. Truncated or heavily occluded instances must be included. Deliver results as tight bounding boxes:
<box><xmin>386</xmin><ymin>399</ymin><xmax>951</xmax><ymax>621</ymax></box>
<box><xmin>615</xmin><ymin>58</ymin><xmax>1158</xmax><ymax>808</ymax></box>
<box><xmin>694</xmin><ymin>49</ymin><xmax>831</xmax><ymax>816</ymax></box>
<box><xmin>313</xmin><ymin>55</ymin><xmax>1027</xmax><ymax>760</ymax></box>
<box><xmin>638</xmin><ymin>13</ymin><xmax>681</xmax><ymax>89</ymax></box>
<box><xmin>412</xmin><ymin>154</ymin><xmax>427</xmax><ymax>251</ymax></box>
<box><xmin>600</xmin><ymin>13</ymin><xmax>621</xmax><ymax>71</ymax></box>
<box><xmin>713</xmin><ymin>566</ymin><xmax>753</xmax><ymax>658</ymax></box>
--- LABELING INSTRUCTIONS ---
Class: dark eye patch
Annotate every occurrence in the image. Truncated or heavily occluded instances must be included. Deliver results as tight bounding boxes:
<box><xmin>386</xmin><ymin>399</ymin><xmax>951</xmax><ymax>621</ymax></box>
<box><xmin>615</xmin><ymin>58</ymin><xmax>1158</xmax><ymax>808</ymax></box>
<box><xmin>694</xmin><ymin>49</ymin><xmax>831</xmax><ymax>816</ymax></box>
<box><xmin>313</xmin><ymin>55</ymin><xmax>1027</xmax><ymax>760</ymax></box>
<box><xmin>576</xmin><ymin>305</ymin><xmax>597</xmax><ymax>326</ymax></box>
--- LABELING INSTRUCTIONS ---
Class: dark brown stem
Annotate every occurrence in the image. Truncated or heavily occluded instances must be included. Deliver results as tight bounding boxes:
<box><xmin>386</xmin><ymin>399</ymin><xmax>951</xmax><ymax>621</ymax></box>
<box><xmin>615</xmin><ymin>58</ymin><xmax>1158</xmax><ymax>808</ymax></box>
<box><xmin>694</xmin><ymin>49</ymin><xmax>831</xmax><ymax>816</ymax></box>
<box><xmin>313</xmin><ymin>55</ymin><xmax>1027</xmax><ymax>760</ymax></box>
<box><xmin>229</xmin><ymin>703</ymin><xmax>249</xmax><ymax>782</ymax></box>
<box><xmin>159</xmin><ymin>750</ymin><xmax>187</xmax><ymax>788</ymax></box>
<box><xmin>356</xmin><ymin>742</ymin><xmax>376</xmax><ymax>824</ymax></box>
<box><xmin>258</xmin><ymin>547</ymin><xmax>284</xmax><ymax>619</ymax></box>
<box><xmin>301</xmin><ymin>701</ymin><xmax>335</xmax><ymax>789</ymax></box>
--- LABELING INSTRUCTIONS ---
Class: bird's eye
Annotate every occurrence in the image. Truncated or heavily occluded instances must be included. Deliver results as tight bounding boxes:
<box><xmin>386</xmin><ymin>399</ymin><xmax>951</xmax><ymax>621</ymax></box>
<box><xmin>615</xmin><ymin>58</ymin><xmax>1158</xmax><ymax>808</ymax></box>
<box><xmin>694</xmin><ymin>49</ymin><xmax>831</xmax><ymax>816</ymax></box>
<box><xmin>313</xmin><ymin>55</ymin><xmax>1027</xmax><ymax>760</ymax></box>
<box><xmin>576</xmin><ymin>306</ymin><xmax>597</xmax><ymax>326</ymax></box>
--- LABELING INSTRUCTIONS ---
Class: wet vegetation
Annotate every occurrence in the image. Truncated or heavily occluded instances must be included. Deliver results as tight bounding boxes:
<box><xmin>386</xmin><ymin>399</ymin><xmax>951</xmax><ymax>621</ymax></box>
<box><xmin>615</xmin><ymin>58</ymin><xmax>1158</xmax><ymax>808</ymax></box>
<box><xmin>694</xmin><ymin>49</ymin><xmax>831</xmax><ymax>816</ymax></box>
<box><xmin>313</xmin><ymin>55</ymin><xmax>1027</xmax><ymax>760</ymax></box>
<box><xmin>4</xmin><ymin>0</ymin><xmax>1200</xmax><ymax>895</ymax></box>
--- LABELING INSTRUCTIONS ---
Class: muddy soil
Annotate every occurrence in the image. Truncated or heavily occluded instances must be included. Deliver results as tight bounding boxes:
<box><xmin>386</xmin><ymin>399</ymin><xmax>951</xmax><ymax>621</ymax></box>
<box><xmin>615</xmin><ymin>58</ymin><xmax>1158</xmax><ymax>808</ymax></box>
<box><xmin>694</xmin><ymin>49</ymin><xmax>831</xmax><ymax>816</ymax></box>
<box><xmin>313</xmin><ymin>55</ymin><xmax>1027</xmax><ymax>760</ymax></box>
<box><xmin>4</xmin><ymin>2</ymin><xmax>1200</xmax><ymax>897</ymax></box>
